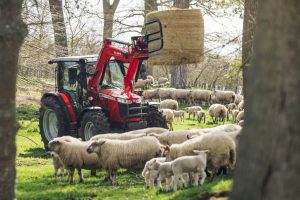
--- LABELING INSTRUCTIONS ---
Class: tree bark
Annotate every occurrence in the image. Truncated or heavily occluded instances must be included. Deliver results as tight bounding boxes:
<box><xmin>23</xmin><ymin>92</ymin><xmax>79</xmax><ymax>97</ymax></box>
<box><xmin>242</xmin><ymin>0</ymin><xmax>258</xmax><ymax>95</ymax></box>
<box><xmin>170</xmin><ymin>0</ymin><xmax>190</xmax><ymax>89</ymax></box>
<box><xmin>102</xmin><ymin>0</ymin><xmax>120</xmax><ymax>40</ymax></box>
<box><xmin>0</xmin><ymin>0</ymin><xmax>27</xmax><ymax>199</ymax></box>
<box><xmin>49</xmin><ymin>0</ymin><xmax>68</xmax><ymax>57</ymax></box>
<box><xmin>231</xmin><ymin>1</ymin><xmax>300</xmax><ymax>200</ymax></box>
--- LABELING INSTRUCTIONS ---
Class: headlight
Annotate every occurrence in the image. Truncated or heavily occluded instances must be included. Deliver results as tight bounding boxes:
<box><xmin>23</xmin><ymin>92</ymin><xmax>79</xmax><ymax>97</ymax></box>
<box><xmin>117</xmin><ymin>98</ymin><xmax>132</xmax><ymax>104</ymax></box>
<box><xmin>135</xmin><ymin>99</ymin><xmax>142</xmax><ymax>103</ymax></box>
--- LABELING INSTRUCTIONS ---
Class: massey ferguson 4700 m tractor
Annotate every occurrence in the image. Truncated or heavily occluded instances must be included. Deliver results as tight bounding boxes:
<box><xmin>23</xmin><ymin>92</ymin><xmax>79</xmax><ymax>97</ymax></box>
<box><xmin>39</xmin><ymin>20</ymin><xmax>167</xmax><ymax>146</ymax></box>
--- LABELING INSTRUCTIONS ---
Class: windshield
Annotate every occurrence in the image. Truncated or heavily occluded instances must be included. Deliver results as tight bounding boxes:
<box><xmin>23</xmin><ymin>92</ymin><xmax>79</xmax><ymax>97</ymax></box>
<box><xmin>101</xmin><ymin>61</ymin><xmax>125</xmax><ymax>89</ymax></box>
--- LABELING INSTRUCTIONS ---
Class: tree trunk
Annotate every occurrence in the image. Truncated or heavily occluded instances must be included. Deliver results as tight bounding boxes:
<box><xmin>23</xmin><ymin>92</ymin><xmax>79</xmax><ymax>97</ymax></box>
<box><xmin>49</xmin><ymin>0</ymin><xmax>68</xmax><ymax>57</ymax></box>
<box><xmin>102</xmin><ymin>0</ymin><xmax>120</xmax><ymax>40</ymax></box>
<box><xmin>231</xmin><ymin>1</ymin><xmax>300</xmax><ymax>200</ymax></box>
<box><xmin>0</xmin><ymin>1</ymin><xmax>27</xmax><ymax>199</ymax></box>
<box><xmin>242</xmin><ymin>0</ymin><xmax>258</xmax><ymax>95</ymax></box>
<box><xmin>170</xmin><ymin>0</ymin><xmax>190</xmax><ymax>89</ymax></box>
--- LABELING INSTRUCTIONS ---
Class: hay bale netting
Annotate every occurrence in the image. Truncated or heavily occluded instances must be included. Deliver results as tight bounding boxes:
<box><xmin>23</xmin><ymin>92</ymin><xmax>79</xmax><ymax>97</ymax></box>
<box><xmin>146</xmin><ymin>9</ymin><xmax>204</xmax><ymax>65</ymax></box>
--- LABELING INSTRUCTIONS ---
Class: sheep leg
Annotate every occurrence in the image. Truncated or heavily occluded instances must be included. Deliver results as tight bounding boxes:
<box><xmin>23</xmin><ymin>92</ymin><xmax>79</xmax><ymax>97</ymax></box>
<box><xmin>169</xmin><ymin>122</ymin><xmax>174</xmax><ymax>131</ymax></box>
<box><xmin>200</xmin><ymin>170</ymin><xmax>207</xmax><ymax>185</ymax></box>
<box><xmin>78</xmin><ymin>168</ymin><xmax>84</xmax><ymax>183</ymax></box>
<box><xmin>69</xmin><ymin>168</ymin><xmax>75</xmax><ymax>184</ymax></box>
<box><xmin>180</xmin><ymin>174</ymin><xmax>187</xmax><ymax>187</ymax></box>
<box><xmin>173</xmin><ymin>175</ymin><xmax>179</xmax><ymax>192</ymax></box>
<box><xmin>165</xmin><ymin>178</ymin><xmax>171</xmax><ymax>192</ymax></box>
<box><xmin>157</xmin><ymin>176</ymin><xmax>162</xmax><ymax>191</ymax></box>
<box><xmin>110</xmin><ymin>170</ymin><xmax>117</xmax><ymax>185</ymax></box>
<box><xmin>54</xmin><ymin>167</ymin><xmax>58</xmax><ymax>179</ymax></box>
<box><xmin>193</xmin><ymin>173</ymin><xmax>199</xmax><ymax>186</ymax></box>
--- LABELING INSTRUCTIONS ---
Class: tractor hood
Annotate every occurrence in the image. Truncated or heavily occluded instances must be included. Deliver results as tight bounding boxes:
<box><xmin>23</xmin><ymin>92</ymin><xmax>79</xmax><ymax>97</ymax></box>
<box><xmin>99</xmin><ymin>89</ymin><xmax>142</xmax><ymax>104</ymax></box>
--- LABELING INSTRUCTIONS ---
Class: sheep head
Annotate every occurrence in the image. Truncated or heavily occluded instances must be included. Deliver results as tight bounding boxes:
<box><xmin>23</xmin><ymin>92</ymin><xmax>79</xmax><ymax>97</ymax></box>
<box><xmin>47</xmin><ymin>139</ymin><xmax>62</xmax><ymax>152</ymax></box>
<box><xmin>86</xmin><ymin>140</ymin><xmax>106</xmax><ymax>154</ymax></box>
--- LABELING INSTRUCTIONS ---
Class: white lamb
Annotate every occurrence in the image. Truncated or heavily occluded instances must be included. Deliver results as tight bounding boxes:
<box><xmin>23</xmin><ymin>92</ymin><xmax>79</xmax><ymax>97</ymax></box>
<box><xmin>173</xmin><ymin>110</ymin><xmax>185</xmax><ymax>122</ymax></box>
<box><xmin>49</xmin><ymin>151</ymin><xmax>65</xmax><ymax>180</ymax></box>
<box><xmin>142</xmin><ymin>157</ymin><xmax>166</xmax><ymax>188</ymax></box>
<box><xmin>171</xmin><ymin>150</ymin><xmax>208</xmax><ymax>191</ymax></box>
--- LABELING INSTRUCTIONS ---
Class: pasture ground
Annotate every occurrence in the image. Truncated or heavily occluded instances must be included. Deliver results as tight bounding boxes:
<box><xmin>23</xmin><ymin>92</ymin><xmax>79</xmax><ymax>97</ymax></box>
<box><xmin>16</xmin><ymin>105</ymin><xmax>233</xmax><ymax>200</ymax></box>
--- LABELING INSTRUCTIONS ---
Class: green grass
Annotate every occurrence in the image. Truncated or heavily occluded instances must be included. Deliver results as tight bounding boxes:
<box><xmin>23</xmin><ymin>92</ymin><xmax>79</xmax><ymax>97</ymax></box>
<box><xmin>16</xmin><ymin>105</ymin><xmax>233</xmax><ymax>200</ymax></box>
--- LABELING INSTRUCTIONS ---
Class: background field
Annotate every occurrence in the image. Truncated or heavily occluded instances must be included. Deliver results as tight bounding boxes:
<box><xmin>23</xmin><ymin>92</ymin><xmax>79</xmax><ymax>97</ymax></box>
<box><xmin>16</xmin><ymin>105</ymin><xmax>233</xmax><ymax>200</ymax></box>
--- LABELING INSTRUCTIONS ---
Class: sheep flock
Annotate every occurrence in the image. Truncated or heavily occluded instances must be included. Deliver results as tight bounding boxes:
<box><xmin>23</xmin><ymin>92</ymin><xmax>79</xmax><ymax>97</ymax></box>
<box><xmin>46</xmin><ymin>86</ymin><xmax>245</xmax><ymax>193</ymax></box>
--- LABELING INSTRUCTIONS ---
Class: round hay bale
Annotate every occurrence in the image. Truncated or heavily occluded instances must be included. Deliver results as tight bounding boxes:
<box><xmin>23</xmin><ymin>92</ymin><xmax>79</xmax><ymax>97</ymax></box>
<box><xmin>146</xmin><ymin>9</ymin><xmax>204</xmax><ymax>65</ymax></box>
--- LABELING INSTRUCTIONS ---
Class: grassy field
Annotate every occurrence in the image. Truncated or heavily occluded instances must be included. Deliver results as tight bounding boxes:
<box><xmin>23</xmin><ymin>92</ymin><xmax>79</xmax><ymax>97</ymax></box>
<box><xmin>16</xmin><ymin>105</ymin><xmax>233</xmax><ymax>200</ymax></box>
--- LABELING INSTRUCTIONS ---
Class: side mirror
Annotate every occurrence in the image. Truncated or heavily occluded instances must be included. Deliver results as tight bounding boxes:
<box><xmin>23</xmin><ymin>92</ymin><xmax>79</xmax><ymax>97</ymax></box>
<box><xmin>68</xmin><ymin>67</ymin><xmax>77</xmax><ymax>85</ymax></box>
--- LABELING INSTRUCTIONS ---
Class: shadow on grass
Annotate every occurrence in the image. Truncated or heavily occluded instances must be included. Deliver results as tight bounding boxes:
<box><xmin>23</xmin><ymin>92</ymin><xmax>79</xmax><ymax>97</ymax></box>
<box><xmin>19</xmin><ymin>147</ymin><xmax>47</xmax><ymax>158</ymax></box>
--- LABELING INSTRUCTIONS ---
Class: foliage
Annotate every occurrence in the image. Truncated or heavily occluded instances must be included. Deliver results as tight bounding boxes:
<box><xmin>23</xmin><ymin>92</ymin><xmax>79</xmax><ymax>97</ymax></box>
<box><xmin>16</xmin><ymin>105</ymin><xmax>233</xmax><ymax>200</ymax></box>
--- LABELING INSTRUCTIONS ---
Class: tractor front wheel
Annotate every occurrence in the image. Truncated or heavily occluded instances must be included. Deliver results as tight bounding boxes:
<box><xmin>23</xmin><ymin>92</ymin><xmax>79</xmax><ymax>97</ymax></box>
<box><xmin>79</xmin><ymin>110</ymin><xmax>110</xmax><ymax>141</ymax></box>
<box><xmin>146</xmin><ymin>105</ymin><xmax>168</xmax><ymax>129</ymax></box>
<box><xmin>39</xmin><ymin>97</ymin><xmax>69</xmax><ymax>148</ymax></box>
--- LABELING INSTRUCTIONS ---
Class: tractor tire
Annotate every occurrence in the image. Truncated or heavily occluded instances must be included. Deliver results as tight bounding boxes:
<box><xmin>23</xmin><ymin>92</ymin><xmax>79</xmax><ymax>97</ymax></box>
<box><xmin>146</xmin><ymin>105</ymin><xmax>168</xmax><ymax>129</ymax></box>
<box><xmin>79</xmin><ymin>110</ymin><xmax>110</xmax><ymax>141</ymax></box>
<box><xmin>39</xmin><ymin>97</ymin><xmax>69</xmax><ymax>149</ymax></box>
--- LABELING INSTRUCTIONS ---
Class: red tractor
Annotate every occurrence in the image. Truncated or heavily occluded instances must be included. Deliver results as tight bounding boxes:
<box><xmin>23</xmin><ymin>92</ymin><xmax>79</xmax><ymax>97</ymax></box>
<box><xmin>39</xmin><ymin>20</ymin><xmax>167</xmax><ymax>146</ymax></box>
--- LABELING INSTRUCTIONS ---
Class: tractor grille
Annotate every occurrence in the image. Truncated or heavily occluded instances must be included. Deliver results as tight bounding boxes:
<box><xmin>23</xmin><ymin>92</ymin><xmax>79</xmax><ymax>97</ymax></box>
<box><xmin>118</xmin><ymin>102</ymin><xmax>148</xmax><ymax>119</ymax></box>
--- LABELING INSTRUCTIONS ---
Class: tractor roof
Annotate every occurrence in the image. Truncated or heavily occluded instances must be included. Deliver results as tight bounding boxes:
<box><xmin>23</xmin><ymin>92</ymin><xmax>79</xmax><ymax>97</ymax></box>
<box><xmin>48</xmin><ymin>55</ymin><xmax>98</xmax><ymax>64</ymax></box>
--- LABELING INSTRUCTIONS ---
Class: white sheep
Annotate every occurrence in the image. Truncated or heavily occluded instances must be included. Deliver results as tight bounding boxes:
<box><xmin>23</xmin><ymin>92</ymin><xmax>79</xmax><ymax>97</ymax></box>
<box><xmin>90</xmin><ymin>132</ymin><xmax>146</xmax><ymax>141</ymax></box>
<box><xmin>194</xmin><ymin>124</ymin><xmax>242</xmax><ymax>133</ymax></box>
<box><xmin>142</xmin><ymin>157</ymin><xmax>166</xmax><ymax>188</ymax></box>
<box><xmin>186</xmin><ymin>106</ymin><xmax>203</xmax><ymax>120</ymax></box>
<box><xmin>208</xmin><ymin>104</ymin><xmax>228</xmax><ymax>123</ymax></box>
<box><xmin>149</xmin><ymin>129</ymin><xmax>203</xmax><ymax>146</ymax></box>
<box><xmin>191</xmin><ymin>90</ymin><xmax>212</xmax><ymax>104</ymax></box>
<box><xmin>49</xmin><ymin>151</ymin><xmax>65</xmax><ymax>180</ymax></box>
<box><xmin>173</xmin><ymin>110</ymin><xmax>185</xmax><ymax>122</ymax></box>
<box><xmin>234</xmin><ymin>94</ymin><xmax>244</xmax><ymax>105</ymax></box>
<box><xmin>125</xmin><ymin>127</ymin><xmax>168</xmax><ymax>135</ymax></box>
<box><xmin>238</xmin><ymin>120</ymin><xmax>244</xmax><ymax>127</ymax></box>
<box><xmin>171</xmin><ymin>150</ymin><xmax>208</xmax><ymax>191</ymax></box>
<box><xmin>47</xmin><ymin>137</ymin><xmax>102</xmax><ymax>184</ymax></box>
<box><xmin>159</xmin><ymin>99</ymin><xmax>179</xmax><ymax>110</ymax></box>
<box><xmin>197</xmin><ymin>110</ymin><xmax>206</xmax><ymax>124</ymax></box>
<box><xmin>86</xmin><ymin>136</ymin><xmax>164</xmax><ymax>185</ymax></box>
<box><xmin>164</xmin><ymin>133</ymin><xmax>236</xmax><ymax>180</ymax></box>
<box><xmin>231</xmin><ymin>109</ymin><xmax>240</xmax><ymax>123</ymax></box>
<box><xmin>238</xmin><ymin>100</ymin><xmax>244</xmax><ymax>111</ymax></box>
<box><xmin>236</xmin><ymin>110</ymin><xmax>244</xmax><ymax>123</ymax></box>
<box><xmin>158</xmin><ymin>77</ymin><xmax>168</xmax><ymax>85</ymax></box>
<box><xmin>159</xmin><ymin>108</ymin><xmax>174</xmax><ymax>131</ymax></box>
<box><xmin>146</xmin><ymin>75</ymin><xmax>155</xmax><ymax>84</ymax></box>
<box><xmin>143</xmin><ymin>89</ymin><xmax>159</xmax><ymax>101</ymax></box>
<box><xmin>135</xmin><ymin>79</ymin><xmax>151</xmax><ymax>89</ymax></box>
<box><xmin>210</xmin><ymin>90</ymin><xmax>236</xmax><ymax>104</ymax></box>
<box><xmin>157</xmin><ymin>88</ymin><xmax>176</xmax><ymax>101</ymax></box>
<box><xmin>227</xmin><ymin>103</ymin><xmax>237</xmax><ymax>114</ymax></box>
<box><xmin>171</xmin><ymin>89</ymin><xmax>192</xmax><ymax>105</ymax></box>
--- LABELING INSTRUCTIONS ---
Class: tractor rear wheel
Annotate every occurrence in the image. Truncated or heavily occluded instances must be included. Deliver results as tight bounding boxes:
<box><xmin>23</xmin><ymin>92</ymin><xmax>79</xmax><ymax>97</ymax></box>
<box><xmin>79</xmin><ymin>110</ymin><xmax>110</xmax><ymax>141</ymax></box>
<box><xmin>146</xmin><ymin>105</ymin><xmax>168</xmax><ymax>129</ymax></box>
<box><xmin>39</xmin><ymin>97</ymin><xmax>69</xmax><ymax>148</ymax></box>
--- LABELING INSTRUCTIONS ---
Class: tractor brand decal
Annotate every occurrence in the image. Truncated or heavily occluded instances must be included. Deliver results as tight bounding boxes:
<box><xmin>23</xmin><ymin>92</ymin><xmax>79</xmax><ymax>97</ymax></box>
<box><xmin>99</xmin><ymin>93</ymin><xmax>117</xmax><ymax>101</ymax></box>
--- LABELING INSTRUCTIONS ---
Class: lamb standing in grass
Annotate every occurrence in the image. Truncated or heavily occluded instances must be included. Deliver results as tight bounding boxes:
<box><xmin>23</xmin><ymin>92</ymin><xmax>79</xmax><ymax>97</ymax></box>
<box><xmin>49</xmin><ymin>151</ymin><xmax>65</xmax><ymax>180</ymax></box>
<box><xmin>171</xmin><ymin>150</ymin><xmax>208</xmax><ymax>191</ymax></box>
<box><xmin>197</xmin><ymin>110</ymin><xmax>206</xmax><ymax>123</ymax></box>
<box><xmin>186</xmin><ymin>106</ymin><xmax>203</xmax><ymax>120</ymax></box>
<box><xmin>142</xmin><ymin>157</ymin><xmax>166</xmax><ymax>188</ymax></box>
<box><xmin>173</xmin><ymin>110</ymin><xmax>185</xmax><ymax>122</ymax></box>
<box><xmin>86</xmin><ymin>136</ymin><xmax>164</xmax><ymax>185</ymax></box>
<box><xmin>48</xmin><ymin>137</ymin><xmax>102</xmax><ymax>184</ymax></box>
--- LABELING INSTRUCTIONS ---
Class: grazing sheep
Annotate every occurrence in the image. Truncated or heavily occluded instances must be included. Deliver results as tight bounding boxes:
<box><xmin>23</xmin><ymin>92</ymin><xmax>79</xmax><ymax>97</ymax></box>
<box><xmin>48</xmin><ymin>138</ymin><xmax>102</xmax><ymax>184</ymax></box>
<box><xmin>125</xmin><ymin>127</ymin><xmax>168</xmax><ymax>135</ymax></box>
<box><xmin>238</xmin><ymin>120</ymin><xmax>244</xmax><ymax>127</ymax></box>
<box><xmin>197</xmin><ymin>110</ymin><xmax>206</xmax><ymax>124</ymax></box>
<box><xmin>149</xmin><ymin>129</ymin><xmax>203</xmax><ymax>146</ymax></box>
<box><xmin>232</xmin><ymin>109</ymin><xmax>240</xmax><ymax>123</ymax></box>
<box><xmin>191</xmin><ymin>90</ymin><xmax>212</xmax><ymax>104</ymax></box>
<box><xmin>90</xmin><ymin>133</ymin><xmax>146</xmax><ymax>141</ymax></box>
<box><xmin>142</xmin><ymin>157</ymin><xmax>166</xmax><ymax>188</ymax></box>
<box><xmin>236</xmin><ymin>110</ymin><xmax>244</xmax><ymax>123</ymax></box>
<box><xmin>171</xmin><ymin>89</ymin><xmax>192</xmax><ymax>104</ymax></box>
<box><xmin>49</xmin><ymin>151</ymin><xmax>65</xmax><ymax>180</ymax></box>
<box><xmin>159</xmin><ymin>99</ymin><xmax>179</xmax><ymax>110</ymax></box>
<box><xmin>186</xmin><ymin>106</ymin><xmax>203</xmax><ymax>120</ymax></box>
<box><xmin>210</xmin><ymin>90</ymin><xmax>236</xmax><ymax>104</ymax></box>
<box><xmin>234</xmin><ymin>94</ymin><xmax>244</xmax><ymax>105</ymax></box>
<box><xmin>86</xmin><ymin>136</ymin><xmax>164</xmax><ymax>185</ymax></box>
<box><xmin>173</xmin><ymin>110</ymin><xmax>185</xmax><ymax>122</ymax></box>
<box><xmin>135</xmin><ymin>79</ymin><xmax>151</xmax><ymax>89</ymax></box>
<box><xmin>238</xmin><ymin>100</ymin><xmax>244</xmax><ymax>111</ymax></box>
<box><xmin>172</xmin><ymin>150</ymin><xmax>208</xmax><ymax>191</ymax></box>
<box><xmin>159</xmin><ymin>108</ymin><xmax>174</xmax><ymax>131</ymax></box>
<box><xmin>143</xmin><ymin>89</ymin><xmax>159</xmax><ymax>101</ymax></box>
<box><xmin>208</xmin><ymin>104</ymin><xmax>228</xmax><ymax>123</ymax></box>
<box><xmin>227</xmin><ymin>103</ymin><xmax>237</xmax><ymax>114</ymax></box>
<box><xmin>157</xmin><ymin>88</ymin><xmax>176</xmax><ymax>101</ymax></box>
<box><xmin>164</xmin><ymin>133</ymin><xmax>236</xmax><ymax>180</ymax></box>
